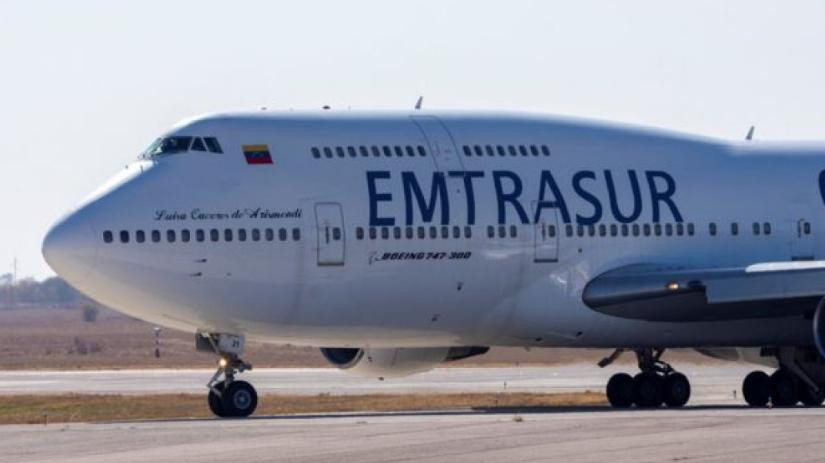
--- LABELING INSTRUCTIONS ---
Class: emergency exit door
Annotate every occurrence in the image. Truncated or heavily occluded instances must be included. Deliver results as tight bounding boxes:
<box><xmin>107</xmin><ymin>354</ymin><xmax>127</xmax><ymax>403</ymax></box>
<box><xmin>533</xmin><ymin>202</ymin><xmax>559</xmax><ymax>262</ymax></box>
<box><xmin>315</xmin><ymin>203</ymin><xmax>345</xmax><ymax>266</ymax></box>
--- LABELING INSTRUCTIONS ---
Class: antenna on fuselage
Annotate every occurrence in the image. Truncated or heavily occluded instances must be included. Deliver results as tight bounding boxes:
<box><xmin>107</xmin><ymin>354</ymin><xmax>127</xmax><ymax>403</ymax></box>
<box><xmin>414</xmin><ymin>96</ymin><xmax>423</xmax><ymax>110</ymax></box>
<box><xmin>745</xmin><ymin>126</ymin><xmax>755</xmax><ymax>141</ymax></box>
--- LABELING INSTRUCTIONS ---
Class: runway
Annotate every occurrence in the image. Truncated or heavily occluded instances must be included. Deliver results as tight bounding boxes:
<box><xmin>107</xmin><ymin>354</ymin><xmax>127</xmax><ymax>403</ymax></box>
<box><xmin>0</xmin><ymin>364</ymin><xmax>759</xmax><ymax>405</ymax></box>
<box><xmin>2</xmin><ymin>406</ymin><xmax>825</xmax><ymax>463</ymax></box>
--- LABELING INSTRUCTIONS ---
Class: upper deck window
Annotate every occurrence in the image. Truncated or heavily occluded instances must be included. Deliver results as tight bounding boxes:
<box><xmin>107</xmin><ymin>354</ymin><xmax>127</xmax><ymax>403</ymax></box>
<box><xmin>143</xmin><ymin>136</ymin><xmax>223</xmax><ymax>157</ymax></box>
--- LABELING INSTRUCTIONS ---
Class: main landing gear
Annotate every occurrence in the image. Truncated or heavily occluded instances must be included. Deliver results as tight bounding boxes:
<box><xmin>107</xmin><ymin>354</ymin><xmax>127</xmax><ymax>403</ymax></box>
<box><xmin>602</xmin><ymin>348</ymin><xmax>691</xmax><ymax>409</ymax></box>
<box><xmin>741</xmin><ymin>347</ymin><xmax>825</xmax><ymax>408</ymax></box>
<box><xmin>199</xmin><ymin>333</ymin><xmax>258</xmax><ymax>418</ymax></box>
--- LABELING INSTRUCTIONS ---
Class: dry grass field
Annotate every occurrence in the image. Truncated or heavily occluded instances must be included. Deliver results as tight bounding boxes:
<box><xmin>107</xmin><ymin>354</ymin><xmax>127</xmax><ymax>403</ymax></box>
<box><xmin>0</xmin><ymin>392</ymin><xmax>607</xmax><ymax>425</ymax></box>
<box><xmin>0</xmin><ymin>307</ymin><xmax>720</xmax><ymax>370</ymax></box>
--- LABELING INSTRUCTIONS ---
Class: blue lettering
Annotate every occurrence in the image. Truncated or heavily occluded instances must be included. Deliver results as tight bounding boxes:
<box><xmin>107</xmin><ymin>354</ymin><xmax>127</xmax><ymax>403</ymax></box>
<box><xmin>493</xmin><ymin>171</ymin><xmax>529</xmax><ymax>224</ymax></box>
<box><xmin>604</xmin><ymin>170</ymin><xmax>642</xmax><ymax>223</ymax></box>
<box><xmin>572</xmin><ymin>171</ymin><xmax>602</xmax><ymax>225</ymax></box>
<box><xmin>646</xmin><ymin>171</ymin><xmax>683</xmax><ymax>222</ymax></box>
<box><xmin>367</xmin><ymin>171</ymin><xmax>395</xmax><ymax>226</ymax></box>
<box><xmin>534</xmin><ymin>170</ymin><xmax>571</xmax><ymax>224</ymax></box>
<box><xmin>402</xmin><ymin>172</ymin><xmax>450</xmax><ymax>225</ymax></box>
<box><xmin>449</xmin><ymin>171</ymin><xmax>484</xmax><ymax>225</ymax></box>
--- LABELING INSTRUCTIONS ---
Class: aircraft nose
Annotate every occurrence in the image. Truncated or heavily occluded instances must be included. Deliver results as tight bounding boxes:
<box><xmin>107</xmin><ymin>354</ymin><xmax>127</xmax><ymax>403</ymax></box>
<box><xmin>42</xmin><ymin>210</ymin><xmax>98</xmax><ymax>285</ymax></box>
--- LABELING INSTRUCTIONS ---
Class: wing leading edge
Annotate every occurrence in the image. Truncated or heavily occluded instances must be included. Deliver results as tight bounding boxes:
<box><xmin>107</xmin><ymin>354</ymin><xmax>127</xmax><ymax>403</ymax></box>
<box><xmin>582</xmin><ymin>262</ymin><xmax>825</xmax><ymax>322</ymax></box>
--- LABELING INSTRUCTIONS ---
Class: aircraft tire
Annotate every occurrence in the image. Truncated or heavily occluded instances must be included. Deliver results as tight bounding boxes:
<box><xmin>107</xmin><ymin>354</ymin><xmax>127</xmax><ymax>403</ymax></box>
<box><xmin>797</xmin><ymin>383</ymin><xmax>825</xmax><ymax>407</ymax></box>
<box><xmin>742</xmin><ymin>371</ymin><xmax>771</xmax><ymax>407</ymax></box>
<box><xmin>606</xmin><ymin>373</ymin><xmax>634</xmax><ymax>408</ymax></box>
<box><xmin>222</xmin><ymin>380</ymin><xmax>258</xmax><ymax>418</ymax></box>
<box><xmin>632</xmin><ymin>372</ymin><xmax>663</xmax><ymax>408</ymax></box>
<box><xmin>208</xmin><ymin>382</ymin><xmax>228</xmax><ymax>418</ymax></box>
<box><xmin>663</xmin><ymin>372</ymin><xmax>691</xmax><ymax>408</ymax></box>
<box><xmin>769</xmin><ymin>370</ymin><xmax>798</xmax><ymax>407</ymax></box>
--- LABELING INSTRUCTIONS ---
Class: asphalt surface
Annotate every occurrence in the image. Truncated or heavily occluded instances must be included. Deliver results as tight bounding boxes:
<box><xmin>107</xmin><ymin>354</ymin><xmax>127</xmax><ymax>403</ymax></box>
<box><xmin>0</xmin><ymin>364</ymin><xmax>759</xmax><ymax>405</ymax></box>
<box><xmin>2</xmin><ymin>406</ymin><xmax>824</xmax><ymax>463</ymax></box>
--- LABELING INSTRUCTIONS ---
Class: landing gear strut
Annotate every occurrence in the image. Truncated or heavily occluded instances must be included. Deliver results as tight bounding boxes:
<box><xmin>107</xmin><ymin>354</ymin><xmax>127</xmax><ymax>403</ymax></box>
<box><xmin>200</xmin><ymin>333</ymin><xmax>258</xmax><ymax>418</ymax></box>
<box><xmin>602</xmin><ymin>348</ymin><xmax>691</xmax><ymax>409</ymax></box>
<box><xmin>742</xmin><ymin>347</ymin><xmax>825</xmax><ymax>408</ymax></box>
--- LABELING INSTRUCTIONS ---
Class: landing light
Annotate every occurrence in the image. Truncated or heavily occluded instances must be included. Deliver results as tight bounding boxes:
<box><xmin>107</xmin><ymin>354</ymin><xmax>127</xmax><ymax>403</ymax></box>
<box><xmin>218</xmin><ymin>357</ymin><xmax>228</xmax><ymax>368</ymax></box>
<box><xmin>666</xmin><ymin>282</ymin><xmax>680</xmax><ymax>291</ymax></box>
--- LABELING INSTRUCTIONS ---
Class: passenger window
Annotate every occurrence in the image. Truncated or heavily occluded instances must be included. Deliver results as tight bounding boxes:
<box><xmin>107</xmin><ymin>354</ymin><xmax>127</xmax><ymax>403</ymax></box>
<box><xmin>382</xmin><ymin>146</ymin><xmax>393</xmax><ymax>157</ymax></box>
<box><xmin>265</xmin><ymin>228</ymin><xmax>274</xmax><ymax>241</ymax></box>
<box><xmin>371</xmin><ymin>146</ymin><xmax>381</xmax><ymax>157</ymax></box>
<box><xmin>356</xmin><ymin>227</ymin><xmax>364</xmax><ymax>240</ymax></box>
<box><xmin>599</xmin><ymin>224</ymin><xmax>606</xmax><ymax>236</ymax></box>
<box><xmin>487</xmin><ymin>225</ymin><xmax>495</xmax><ymax>238</ymax></box>
<box><xmin>224</xmin><ymin>229</ymin><xmax>232</xmax><ymax>242</ymax></box>
<box><xmin>463</xmin><ymin>146</ymin><xmax>472</xmax><ymax>157</ymax></box>
<box><xmin>429</xmin><ymin>226</ymin><xmax>437</xmax><ymax>239</ymax></box>
<box><xmin>510</xmin><ymin>225</ymin><xmax>517</xmax><ymax>237</ymax></box>
<box><xmin>181</xmin><ymin>229</ymin><xmax>190</xmax><ymax>243</ymax></box>
<box><xmin>548</xmin><ymin>225</ymin><xmax>556</xmax><ymax>237</ymax></box>
<box><xmin>153</xmin><ymin>230</ymin><xmax>162</xmax><ymax>242</ymax></box>
<box><xmin>654</xmin><ymin>224</ymin><xmax>662</xmax><ymax>236</ymax></box>
<box><xmin>530</xmin><ymin>145</ymin><xmax>539</xmax><ymax>156</ymax></box>
<box><xmin>541</xmin><ymin>145</ymin><xmax>550</xmax><ymax>156</ymax></box>
<box><xmin>238</xmin><ymin>229</ymin><xmax>247</xmax><ymax>241</ymax></box>
<box><xmin>120</xmin><ymin>230</ymin><xmax>129</xmax><ymax>243</ymax></box>
<box><xmin>610</xmin><ymin>224</ymin><xmax>617</xmax><ymax>236</ymax></box>
<box><xmin>335</xmin><ymin>146</ymin><xmax>345</xmax><ymax>158</ymax></box>
<box><xmin>687</xmin><ymin>223</ymin><xmax>695</xmax><ymax>236</ymax></box>
<box><xmin>665</xmin><ymin>223</ymin><xmax>673</xmax><ymax>236</ymax></box>
<box><xmin>453</xmin><ymin>226</ymin><xmax>461</xmax><ymax>239</ymax></box>
<box><xmin>588</xmin><ymin>225</ymin><xmax>595</xmax><ymax>237</ymax></box>
<box><xmin>577</xmin><ymin>225</ymin><xmax>584</xmax><ymax>237</ymax></box>
<box><xmin>474</xmin><ymin>145</ymin><xmax>484</xmax><ymax>157</ymax></box>
<box><xmin>405</xmin><ymin>146</ymin><xmax>416</xmax><ymax>157</ymax></box>
<box><xmin>804</xmin><ymin>222</ymin><xmax>811</xmax><ymax>235</ymax></box>
<box><xmin>485</xmin><ymin>145</ymin><xmax>495</xmax><ymax>156</ymax></box>
<box><xmin>752</xmin><ymin>223</ymin><xmax>760</xmax><ymax>235</ymax></box>
<box><xmin>519</xmin><ymin>145</ymin><xmax>528</xmax><ymax>156</ymax></box>
<box><xmin>280</xmin><ymin>229</ymin><xmax>288</xmax><ymax>241</ymax></box>
<box><xmin>196</xmin><ymin>229</ymin><xmax>205</xmax><ymax>242</ymax></box>
<box><xmin>496</xmin><ymin>145</ymin><xmax>506</xmax><ymax>156</ymax></box>
<box><xmin>323</xmin><ymin>147</ymin><xmax>333</xmax><ymax>158</ymax></box>
<box><xmin>643</xmin><ymin>224</ymin><xmax>651</xmax><ymax>236</ymax></box>
<box><xmin>103</xmin><ymin>231</ymin><xmax>113</xmax><ymax>243</ymax></box>
<box><xmin>417</xmin><ymin>226</ymin><xmax>425</xmax><ymax>239</ymax></box>
<box><xmin>394</xmin><ymin>146</ymin><xmax>404</xmax><ymax>157</ymax></box>
<box><xmin>347</xmin><ymin>146</ymin><xmax>357</xmax><ymax>158</ymax></box>
<box><xmin>332</xmin><ymin>228</ymin><xmax>341</xmax><ymax>240</ymax></box>
<box><xmin>369</xmin><ymin>227</ymin><xmax>377</xmax><ymax>240</ymax></box>
<box><xmin>731</xmin><ymin>223</ymin><xmax>739</xmax><ymax>236</ymax></box>
<box><xmin>676</xmin><ymin>223</ymin><xmax>684</xmax><ymax>236</ymax></box>
<box><xmin>136</xmin><ymin>230</ymin><xmax>145</xmax><ymax>243</ymax></box>
<box><xmin>393</xmin><ymin>227</ymin><xmax>401</xmax><ymax>239</ymax></box>
<box><xmin>191</xmin><ymin>137</ymin><xmax>206</xmax><ymax>152</ymax></box>
<box><xmin>251</xmin><ymin>229</ymin><xmax>260</xmax><ymax>241</ymax></box>
<box><xmin>166</xmin><ymin>230</ymin><xmax>176</xmax><ymax>243</ymax></box>
<box><xmin>566</xmin><ymin>224</ymin><xmax>573</xmax><ymax>237</ymax></box>
<box><xmin>381</xmin><ymin>227</ymin><xmax>389</xmax><ymax>239</ymax></box>
<box><xmin>709</xmin><ymin>223</ymin><xmax>717</xmax><ymax>236</ymax></box>
<box><xmin>359</xmin><ymin>146</ymin><xmax>369</xmax><ymax>157</ymax></box>
<box><xmin>498</xmin><ymin>225</ymin><xmax>506</xmax><ymax>238</ymax></box>
<box><xmin>764</xmin><ymin>223</ymin><xmax>771</xmax><ymax>235</ymax></box>
<box><xmin>621</xmin><ymin>224</ymin><xmax>628</xmax><ymax>236</ymax></box>
<box><xmin>417</xmin><ymin>146</ymin><xmax>427</xmax><ymax>157</ymax></box>
<box><xmin>406</xmin><ymin>227</ymin><xmax>414</xmax><ymax>239</ymax></box>
<box><xmin>311</xmin><ymin>147</ymin><xmax>320</xmax><ymax>159</ymax></box>
<box><xmin>441</xmin><ymin>226</ymin><xmax>449</xmax><ymax>239</ymax></box>
<box><xmin>292</xmin><ymin>228</ymin><xmax>301</xmax><ymax>241</ymax></box>
<box><xmin>204</xmin><ymin>137</ymin><xmax>222</xmax><ymax>153</ymax></box>
<box><xmin>632</xmin><ymin>224</ymin><xmax>640</xmax><ymax>236</ymax></box>
<box><xmin>464</xmin><ymin>226</ymin><xmax>472</xmax><ymax>238</ymax></box>
<box><xmin>508</xmin><ymin>145</ymin><xmax>517</xmax><ymax>156</ymax></box>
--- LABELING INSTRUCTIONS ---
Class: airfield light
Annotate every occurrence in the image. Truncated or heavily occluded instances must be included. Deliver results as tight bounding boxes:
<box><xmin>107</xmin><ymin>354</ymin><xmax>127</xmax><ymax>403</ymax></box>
<box><xmin>666</xmin><ymin>282</ymin><xmax>680</xmax><ymax>291</ymax></box>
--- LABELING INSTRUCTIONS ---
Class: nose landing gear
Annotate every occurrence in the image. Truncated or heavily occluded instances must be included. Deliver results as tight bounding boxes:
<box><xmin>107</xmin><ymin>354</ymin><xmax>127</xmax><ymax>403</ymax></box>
<box><xmin>602</xmin><ymin>348</ymin><xmax>691</xmax><ymax>409</ymax></box>
<box><xmin>199</xmin><ymin>333</ymin><xmax>258</xmax><ymax>418</ymax></box>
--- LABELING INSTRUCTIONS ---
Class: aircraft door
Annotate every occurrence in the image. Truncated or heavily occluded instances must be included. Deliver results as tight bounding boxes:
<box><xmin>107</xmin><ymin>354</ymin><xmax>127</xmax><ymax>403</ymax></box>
<box><xmin>532</xmin><ymin>201</ymin><xmax>559</xmax><ymax>262</ymax></box>
<box><xmin>411</xmin><ymin>115</ymin><xmax>465</xmax><ymax>172</ymax></box>
<box><xmin>315</xmin><ymin>202</ymin><xmax>345</xmax><ymax>266</ymax></box>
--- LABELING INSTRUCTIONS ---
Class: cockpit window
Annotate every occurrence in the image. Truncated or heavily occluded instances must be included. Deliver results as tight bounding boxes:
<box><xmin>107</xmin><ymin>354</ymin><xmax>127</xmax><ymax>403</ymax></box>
<box><xmin>140</xmin><ymin>135</ymin><xmax>223</xmax><ymax>158</ymax></box>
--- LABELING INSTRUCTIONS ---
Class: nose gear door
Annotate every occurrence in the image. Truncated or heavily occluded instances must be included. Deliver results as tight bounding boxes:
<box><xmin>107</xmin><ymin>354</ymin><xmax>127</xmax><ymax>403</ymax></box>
<box><xmin>315</xmin><ymin>202</ymin><xmax>345</xmax><ymax>266</ymax></box>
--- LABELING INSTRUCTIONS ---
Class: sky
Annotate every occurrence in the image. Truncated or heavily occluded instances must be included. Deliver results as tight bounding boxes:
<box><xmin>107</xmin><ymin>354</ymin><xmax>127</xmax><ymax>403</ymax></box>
<box><xmin>2</xmin><ymin>0</ymin><xmax>825</xmax><ymax>280</ymax></box>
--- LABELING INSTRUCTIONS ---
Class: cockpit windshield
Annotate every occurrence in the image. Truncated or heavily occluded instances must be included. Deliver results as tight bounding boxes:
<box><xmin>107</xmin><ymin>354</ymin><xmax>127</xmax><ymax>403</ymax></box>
<box><xmin>140</xmin><ymin>136</ymin><xmax>222</xmax><ymax>158</ymax></box>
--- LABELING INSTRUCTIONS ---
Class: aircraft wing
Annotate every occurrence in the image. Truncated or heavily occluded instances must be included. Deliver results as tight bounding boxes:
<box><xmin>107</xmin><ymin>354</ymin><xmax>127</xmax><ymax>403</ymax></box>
<box><xmin>582</xmin><ymin>261</ymin><xmax>825</xmax><ymax>322</ymax></box>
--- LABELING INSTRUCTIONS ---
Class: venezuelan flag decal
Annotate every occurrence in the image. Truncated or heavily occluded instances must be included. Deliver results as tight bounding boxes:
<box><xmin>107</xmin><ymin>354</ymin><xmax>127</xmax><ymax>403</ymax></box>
<box><xmin>242</xmin><ymin>144</ymin><xmax>273</xmax><ymax>165</ymax></box>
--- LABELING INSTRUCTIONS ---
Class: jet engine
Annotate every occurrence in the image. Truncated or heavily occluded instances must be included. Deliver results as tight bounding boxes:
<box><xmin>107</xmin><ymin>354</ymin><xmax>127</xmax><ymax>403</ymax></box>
<box><xmin>320</xmin><ymin>346</ymin><xmax>489</xmax><ymax>378</ymax></box>
<box><xmin>814</xmin><ymin>298</ymin><xmax>825</xmax><ymax>359</ymax></box>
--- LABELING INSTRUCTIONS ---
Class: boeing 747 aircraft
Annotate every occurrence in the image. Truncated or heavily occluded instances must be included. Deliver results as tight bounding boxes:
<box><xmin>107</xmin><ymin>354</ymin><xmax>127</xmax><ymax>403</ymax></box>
<box><xmin>42</xmin><ymin>110</ymin><xmax>825</xmax><ymax>417</ymax></box>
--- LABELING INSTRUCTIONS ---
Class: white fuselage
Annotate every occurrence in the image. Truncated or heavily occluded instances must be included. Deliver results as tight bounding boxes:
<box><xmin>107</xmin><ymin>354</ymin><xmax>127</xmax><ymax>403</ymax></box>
<box><xmin>43</xmin><ymin>111</ymin><xmax>825</xmax><ymax>349</ymax></box>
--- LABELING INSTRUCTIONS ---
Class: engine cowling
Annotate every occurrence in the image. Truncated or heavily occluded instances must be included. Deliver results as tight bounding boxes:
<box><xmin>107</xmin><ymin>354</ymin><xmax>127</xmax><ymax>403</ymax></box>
<box><xmin>320</xmin><ymin>346</ymin><xmax>489</xmax><ymax>378</ymax></box>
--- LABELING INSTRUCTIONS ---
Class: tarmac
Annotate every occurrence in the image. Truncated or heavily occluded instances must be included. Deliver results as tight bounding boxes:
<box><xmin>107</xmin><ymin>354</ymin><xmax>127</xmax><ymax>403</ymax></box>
<box><xmin>2</xmin><ymin>363</ymin><xmax>808</xmax><ymax>463</ymax></box>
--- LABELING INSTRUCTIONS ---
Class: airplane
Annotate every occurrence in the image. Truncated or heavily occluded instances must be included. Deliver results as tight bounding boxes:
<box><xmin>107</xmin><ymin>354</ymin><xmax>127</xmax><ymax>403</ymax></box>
<box><xmin>41</xmin><ymin>109</ymin><xmax>825</xmax><ymax>418</ymax></box>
